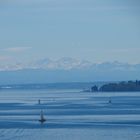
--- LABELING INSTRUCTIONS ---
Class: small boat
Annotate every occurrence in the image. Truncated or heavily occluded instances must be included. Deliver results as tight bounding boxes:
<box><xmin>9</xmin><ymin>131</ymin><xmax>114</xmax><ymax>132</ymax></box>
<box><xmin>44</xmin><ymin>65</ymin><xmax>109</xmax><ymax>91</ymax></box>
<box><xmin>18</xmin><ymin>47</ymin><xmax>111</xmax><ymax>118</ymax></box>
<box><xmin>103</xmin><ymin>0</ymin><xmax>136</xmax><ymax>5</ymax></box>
<box><xmin>109</xmin><ymin>98</ymin><xmax>112</xmax><ymax>104</ymax></box>
<box><xmin>38</xmin><ymin>99</ymin><xmax>41</xmax><ymax>105</ymax></box>
<box><xmin>39</xmin><ymin>110</ymin><xmax>46</xmax><ymax>124</ymax></box>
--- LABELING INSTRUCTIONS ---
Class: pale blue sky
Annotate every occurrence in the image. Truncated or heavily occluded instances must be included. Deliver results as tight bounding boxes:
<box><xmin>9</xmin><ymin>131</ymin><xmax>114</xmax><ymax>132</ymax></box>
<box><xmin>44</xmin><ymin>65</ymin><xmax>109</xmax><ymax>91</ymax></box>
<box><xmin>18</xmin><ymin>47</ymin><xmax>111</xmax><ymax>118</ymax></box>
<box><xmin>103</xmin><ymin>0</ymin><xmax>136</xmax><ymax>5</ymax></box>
<box><xmin>0</xmin><ymin>0</ymin><xmax>140</xmax><ymax>64</ymax></box>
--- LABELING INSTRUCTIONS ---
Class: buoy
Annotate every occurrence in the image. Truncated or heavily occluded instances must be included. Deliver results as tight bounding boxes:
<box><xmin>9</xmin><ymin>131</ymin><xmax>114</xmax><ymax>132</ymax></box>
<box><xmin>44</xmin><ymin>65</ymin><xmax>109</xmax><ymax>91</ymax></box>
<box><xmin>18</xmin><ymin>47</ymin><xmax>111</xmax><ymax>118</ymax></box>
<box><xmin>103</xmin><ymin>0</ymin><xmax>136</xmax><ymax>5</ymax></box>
<box><xmin>38</xmin><ymin>99</ymin><xmax>41</xmax><ymax>105</ymax></box>
<box><xmin>109</xmin><ymin>98</ymin><xmax>112</xmax><ymax>104</ymax></box>
<box><xmin>39</xmin><ymin>110</ymin><xmax>46</xmax><ymax>124</ymax></box>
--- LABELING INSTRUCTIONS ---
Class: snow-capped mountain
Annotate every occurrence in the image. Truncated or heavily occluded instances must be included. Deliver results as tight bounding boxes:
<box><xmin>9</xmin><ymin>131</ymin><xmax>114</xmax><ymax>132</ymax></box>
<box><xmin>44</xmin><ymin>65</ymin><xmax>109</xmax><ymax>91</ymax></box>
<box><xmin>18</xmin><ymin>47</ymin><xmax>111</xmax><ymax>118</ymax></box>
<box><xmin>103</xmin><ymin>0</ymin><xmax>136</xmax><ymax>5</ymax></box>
<box><xmin>0</xmin><ymin>57</ymin><xmax>93</xmax><ymax>71</ymax></box>
<box><xmin>0</xmin><ymin>57</ymin><xmax>139</xmax><ymax>84</ymax></box>
<box><xmin>0</xmin><ymin>57</ymin><xmax>139</xmax><ymax>72</ymax></box>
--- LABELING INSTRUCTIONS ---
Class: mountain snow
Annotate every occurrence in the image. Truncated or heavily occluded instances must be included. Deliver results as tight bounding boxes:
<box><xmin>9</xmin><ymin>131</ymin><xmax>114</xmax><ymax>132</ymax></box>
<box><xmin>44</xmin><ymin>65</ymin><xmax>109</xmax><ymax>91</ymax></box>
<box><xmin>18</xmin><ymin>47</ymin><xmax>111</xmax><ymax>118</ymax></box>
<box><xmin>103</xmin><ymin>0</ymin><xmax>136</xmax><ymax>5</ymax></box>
<box><xmin>0</xmin><ymin>57</ymin><xmax>139</xmax><ymax>72</ymax></box>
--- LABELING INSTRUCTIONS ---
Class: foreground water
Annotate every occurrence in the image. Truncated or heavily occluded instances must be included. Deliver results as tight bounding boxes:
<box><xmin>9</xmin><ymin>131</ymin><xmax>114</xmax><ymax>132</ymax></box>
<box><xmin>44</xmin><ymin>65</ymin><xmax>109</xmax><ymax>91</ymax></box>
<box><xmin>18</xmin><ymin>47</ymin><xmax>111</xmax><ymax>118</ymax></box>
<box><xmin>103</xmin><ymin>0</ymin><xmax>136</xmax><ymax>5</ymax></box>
<box><xmin>0</xmin><ymin>89</ymin><xmax>140</xmax><ymax>140</ymax></box>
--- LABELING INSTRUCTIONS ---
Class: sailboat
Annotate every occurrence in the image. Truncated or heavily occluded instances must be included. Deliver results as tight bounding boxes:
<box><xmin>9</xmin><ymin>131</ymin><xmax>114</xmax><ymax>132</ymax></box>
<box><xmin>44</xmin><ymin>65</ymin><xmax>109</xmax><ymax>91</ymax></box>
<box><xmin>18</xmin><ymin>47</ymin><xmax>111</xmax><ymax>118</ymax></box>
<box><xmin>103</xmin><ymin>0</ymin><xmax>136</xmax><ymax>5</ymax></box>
<box><xmin>39</xmin><ymin>110</ymin><xmax>46</xmax><ymax>124</ymax></box>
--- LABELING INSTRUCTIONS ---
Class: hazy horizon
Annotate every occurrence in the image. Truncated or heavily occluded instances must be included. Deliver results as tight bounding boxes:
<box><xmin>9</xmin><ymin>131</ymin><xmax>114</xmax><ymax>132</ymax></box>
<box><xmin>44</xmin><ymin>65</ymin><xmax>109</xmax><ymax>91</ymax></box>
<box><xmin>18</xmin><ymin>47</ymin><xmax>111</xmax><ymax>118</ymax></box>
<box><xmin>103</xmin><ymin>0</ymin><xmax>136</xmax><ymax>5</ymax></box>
<box><xmin>0</xmin><ymin>0</ymin><xmax>140</xmax><ymax>84</ymax></box>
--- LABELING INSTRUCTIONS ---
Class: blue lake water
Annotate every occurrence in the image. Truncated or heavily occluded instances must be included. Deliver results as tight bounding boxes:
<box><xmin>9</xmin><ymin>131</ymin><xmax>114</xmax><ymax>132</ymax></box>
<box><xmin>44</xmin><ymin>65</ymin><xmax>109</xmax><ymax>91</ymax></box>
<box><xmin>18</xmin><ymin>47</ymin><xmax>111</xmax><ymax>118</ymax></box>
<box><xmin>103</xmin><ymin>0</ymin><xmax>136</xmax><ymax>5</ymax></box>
<box><xmin>0</xmin><ymin>88</ymin><xmax>140</xmax><ymax>140</ymax></box>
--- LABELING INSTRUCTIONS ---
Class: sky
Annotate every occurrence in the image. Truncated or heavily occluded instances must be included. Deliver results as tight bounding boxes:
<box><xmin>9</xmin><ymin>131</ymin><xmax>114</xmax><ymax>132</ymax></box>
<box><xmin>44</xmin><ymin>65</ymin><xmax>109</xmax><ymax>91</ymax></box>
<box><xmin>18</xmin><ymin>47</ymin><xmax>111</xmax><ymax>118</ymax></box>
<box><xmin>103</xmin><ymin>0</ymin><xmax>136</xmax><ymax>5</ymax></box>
<box><xmin>0</xmin><ymin>0</ymin><xmax>140</xmax><ymax>65</ymax></box>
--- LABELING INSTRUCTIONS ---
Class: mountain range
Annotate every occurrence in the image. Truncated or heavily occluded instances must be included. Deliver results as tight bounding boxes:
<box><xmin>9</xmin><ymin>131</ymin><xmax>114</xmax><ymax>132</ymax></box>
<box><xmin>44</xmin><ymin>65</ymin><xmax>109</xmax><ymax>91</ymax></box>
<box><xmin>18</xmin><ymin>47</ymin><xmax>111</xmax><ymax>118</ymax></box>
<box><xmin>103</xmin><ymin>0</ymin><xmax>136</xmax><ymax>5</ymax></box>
<box><xmin>0</xmin><ymin>57</ymin><xmax>139</xmax><ymax>84</ymax></box>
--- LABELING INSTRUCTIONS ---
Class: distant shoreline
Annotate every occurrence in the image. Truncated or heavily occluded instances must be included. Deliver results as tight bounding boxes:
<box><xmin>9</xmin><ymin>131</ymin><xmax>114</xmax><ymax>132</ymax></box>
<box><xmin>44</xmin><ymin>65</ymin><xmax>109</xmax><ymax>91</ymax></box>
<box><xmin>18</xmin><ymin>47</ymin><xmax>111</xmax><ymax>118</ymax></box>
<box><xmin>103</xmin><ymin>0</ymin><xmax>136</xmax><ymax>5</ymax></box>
<box><xmin>0</xmin><ymin>81</ymin><xmax>140</xmax><ymax>92</ymax></box>
<box><xmin>0</xmin><ymin>82</ymin><xmax>105</xmax><ymax>90</ymax></box>
<box><xmin>91</xmin><ymin>80</ymin><xmax>140</xmax><ymax>92</ymax></box>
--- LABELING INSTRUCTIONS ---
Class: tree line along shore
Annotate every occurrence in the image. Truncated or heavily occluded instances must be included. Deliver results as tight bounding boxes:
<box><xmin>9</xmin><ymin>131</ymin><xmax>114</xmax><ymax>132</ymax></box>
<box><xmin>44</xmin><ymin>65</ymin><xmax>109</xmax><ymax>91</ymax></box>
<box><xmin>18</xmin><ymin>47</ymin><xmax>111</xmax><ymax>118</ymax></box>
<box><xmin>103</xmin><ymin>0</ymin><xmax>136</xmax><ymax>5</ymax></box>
<box><xmin>91</xmin><ymin>80</ymin><xmax>140</xmax><ymax>92</ymax></box>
